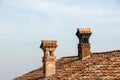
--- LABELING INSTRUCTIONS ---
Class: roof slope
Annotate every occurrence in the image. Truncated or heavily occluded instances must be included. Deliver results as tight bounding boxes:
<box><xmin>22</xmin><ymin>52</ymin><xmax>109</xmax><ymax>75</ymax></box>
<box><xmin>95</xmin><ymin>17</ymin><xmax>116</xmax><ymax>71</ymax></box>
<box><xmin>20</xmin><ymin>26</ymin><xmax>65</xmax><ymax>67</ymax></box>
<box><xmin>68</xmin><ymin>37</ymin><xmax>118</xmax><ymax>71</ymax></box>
<box><xmin>14</xmin><ymin>50</ymin><xmax>120</xmax><ymax>80</ymax></box>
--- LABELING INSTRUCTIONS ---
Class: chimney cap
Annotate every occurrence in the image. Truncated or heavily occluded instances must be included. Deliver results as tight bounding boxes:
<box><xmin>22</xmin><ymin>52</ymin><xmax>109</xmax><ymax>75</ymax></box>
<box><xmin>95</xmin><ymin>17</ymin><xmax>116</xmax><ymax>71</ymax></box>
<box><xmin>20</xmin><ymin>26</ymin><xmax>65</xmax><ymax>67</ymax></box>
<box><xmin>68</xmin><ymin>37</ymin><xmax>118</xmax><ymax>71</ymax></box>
<box><xmin>77</xmin><ymin>28</ymin><xmax>92</xmax><ymax>34</ymax></box>
<box><xmin>40</xmin><ymin>40</ymin><xmax>57</xmax><ymax>48</ymax></box>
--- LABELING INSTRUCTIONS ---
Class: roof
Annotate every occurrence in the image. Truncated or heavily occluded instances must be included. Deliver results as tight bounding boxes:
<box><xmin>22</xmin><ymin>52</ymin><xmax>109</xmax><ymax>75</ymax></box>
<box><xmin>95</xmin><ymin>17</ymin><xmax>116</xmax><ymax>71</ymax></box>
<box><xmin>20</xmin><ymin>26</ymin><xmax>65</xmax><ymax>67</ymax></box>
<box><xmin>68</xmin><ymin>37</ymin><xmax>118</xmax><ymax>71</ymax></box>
<box><xmin>77</xmin><ymin>28</ymin><xmax>92</xmax><ymax>34</ymax></box>
<box><xmin>14</xmin><ymin>50</ymin><xmax>120</xmax><ymax>80</ymax></box>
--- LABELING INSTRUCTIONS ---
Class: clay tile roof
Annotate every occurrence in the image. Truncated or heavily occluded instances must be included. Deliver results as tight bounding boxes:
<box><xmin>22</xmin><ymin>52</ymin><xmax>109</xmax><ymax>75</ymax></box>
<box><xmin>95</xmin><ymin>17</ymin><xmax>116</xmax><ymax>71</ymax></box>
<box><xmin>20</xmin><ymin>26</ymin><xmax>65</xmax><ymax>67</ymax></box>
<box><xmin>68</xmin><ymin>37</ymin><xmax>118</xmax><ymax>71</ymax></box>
<box><xmin>40</xmin><ymin>40</ymin><xmax>57</xmax><ymax>48</ymax></box>
<box><xmin>14</xmin><ymin>50</ymin><xmax>120</xmax><ymax>80</ymax></box>
<box><xmin>77</xmin><ymin>28</ymin><xmax>91</xmax><ymax>34</ymax></box>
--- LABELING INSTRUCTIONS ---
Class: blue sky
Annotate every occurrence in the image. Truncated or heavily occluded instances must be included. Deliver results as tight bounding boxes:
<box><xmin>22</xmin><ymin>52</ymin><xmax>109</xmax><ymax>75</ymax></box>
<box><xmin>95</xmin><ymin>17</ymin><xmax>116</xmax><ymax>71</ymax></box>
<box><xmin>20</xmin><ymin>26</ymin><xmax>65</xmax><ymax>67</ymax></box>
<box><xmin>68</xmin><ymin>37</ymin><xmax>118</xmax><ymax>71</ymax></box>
<box><xmin>0</xmin><ymin>0</ymin><xmax>120</xmax><ymax>80</ymax></box>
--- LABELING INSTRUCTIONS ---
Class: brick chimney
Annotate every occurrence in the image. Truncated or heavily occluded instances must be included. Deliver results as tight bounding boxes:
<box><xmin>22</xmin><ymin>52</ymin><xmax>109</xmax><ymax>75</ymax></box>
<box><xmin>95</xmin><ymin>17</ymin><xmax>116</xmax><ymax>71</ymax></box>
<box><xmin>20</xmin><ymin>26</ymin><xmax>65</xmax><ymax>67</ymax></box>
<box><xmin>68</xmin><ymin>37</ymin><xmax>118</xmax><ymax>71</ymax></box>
<box><xmin>40</xmin><ymin>40</ymin><xmax>57</xmax><ymax>78</ymax></box>
<box><xmin>76</xmin><ymin>28</ymin><xmax>92</xmax><ymax>60</ymax></box>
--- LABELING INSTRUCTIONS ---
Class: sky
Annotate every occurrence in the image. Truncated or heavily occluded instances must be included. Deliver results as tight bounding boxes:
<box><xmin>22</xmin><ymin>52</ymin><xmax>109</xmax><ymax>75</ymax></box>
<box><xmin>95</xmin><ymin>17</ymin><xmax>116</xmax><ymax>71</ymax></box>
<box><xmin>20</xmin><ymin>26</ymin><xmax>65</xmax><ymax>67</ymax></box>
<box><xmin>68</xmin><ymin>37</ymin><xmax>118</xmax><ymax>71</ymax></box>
<box><xmin>0</xmin><ymin>0</ymin><xmax>120</xmax><ymax>80</ymax></box>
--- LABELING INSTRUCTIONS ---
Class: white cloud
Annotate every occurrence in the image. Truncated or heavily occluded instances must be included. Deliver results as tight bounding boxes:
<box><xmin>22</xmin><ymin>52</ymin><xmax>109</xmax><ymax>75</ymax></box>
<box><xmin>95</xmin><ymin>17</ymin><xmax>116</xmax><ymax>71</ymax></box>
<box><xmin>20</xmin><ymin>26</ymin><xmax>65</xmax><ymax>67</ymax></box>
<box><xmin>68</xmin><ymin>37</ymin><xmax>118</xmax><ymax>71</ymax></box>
<box><xmin>1</xmin><ymin>0</ymin><xmax>119</xmax><ymax>28</ymax></box>
<box><xmin>2</xmin><ymin>0</ymin><xmax>115</xmax><ymax>17</ymax></box>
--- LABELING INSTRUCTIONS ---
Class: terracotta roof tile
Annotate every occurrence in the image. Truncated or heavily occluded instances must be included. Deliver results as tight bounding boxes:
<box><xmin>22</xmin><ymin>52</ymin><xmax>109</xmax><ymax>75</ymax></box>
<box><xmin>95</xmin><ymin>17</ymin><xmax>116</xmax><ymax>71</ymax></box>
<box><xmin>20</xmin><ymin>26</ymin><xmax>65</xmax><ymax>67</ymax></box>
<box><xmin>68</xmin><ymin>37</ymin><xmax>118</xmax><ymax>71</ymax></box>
<box><xmin>77</xmin><ymin>28</ymin><xmax>92</xmax><ymax>34</ymax></box>
<box><xmin>14</xmin><ymin>50</ymin><xmax>120</xmax><ymax>80</ymax></box>
<box><xmin>40</xmin><ymin>40</ymin><xmax>57</xmax><ymax>48</ymax></box>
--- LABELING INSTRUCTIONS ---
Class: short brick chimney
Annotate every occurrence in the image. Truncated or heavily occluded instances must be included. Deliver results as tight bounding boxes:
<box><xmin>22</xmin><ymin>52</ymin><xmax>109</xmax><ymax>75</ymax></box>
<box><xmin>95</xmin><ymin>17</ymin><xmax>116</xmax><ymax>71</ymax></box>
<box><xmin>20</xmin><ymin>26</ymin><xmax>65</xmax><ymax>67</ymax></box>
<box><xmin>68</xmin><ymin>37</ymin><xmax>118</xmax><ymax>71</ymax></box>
<box><xmin>40</xmin><ymin>40</ymin><xmax>57</xmax><ymax>78</ymax></box>
<box><xmin>76</xmin><ymin>28</ymin><xmax>92</xmax><ymax>60</ymax></box>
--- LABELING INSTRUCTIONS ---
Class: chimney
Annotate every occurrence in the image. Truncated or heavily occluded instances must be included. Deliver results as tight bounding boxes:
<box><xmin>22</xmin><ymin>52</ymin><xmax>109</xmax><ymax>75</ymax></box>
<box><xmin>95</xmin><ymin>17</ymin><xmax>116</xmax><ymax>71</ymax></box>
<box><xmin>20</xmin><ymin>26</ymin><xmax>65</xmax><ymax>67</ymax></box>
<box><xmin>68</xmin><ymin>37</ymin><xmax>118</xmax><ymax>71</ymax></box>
<box><xmin>40</xmin><ymin>40</ymin><xmax>57</xmax><ymax>77</ymax></box>
<box><xmin>76</xmin><ymin>28</ymin><xmax>92</xmax><ymax>60</ymax></box>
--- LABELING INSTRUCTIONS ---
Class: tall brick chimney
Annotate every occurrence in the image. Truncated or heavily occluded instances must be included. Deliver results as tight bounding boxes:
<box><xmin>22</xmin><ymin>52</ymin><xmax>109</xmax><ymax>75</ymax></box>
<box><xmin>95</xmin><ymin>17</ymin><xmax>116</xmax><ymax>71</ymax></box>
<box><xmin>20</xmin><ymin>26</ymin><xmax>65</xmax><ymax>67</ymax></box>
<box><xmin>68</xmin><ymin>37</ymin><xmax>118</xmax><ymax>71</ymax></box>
<box><xmin>76</xmin><ymin>28</ymin><xmax>92</xmax><ymax>60</ymax></box>
<box><xmin>40</xmin><ymin>40</ymin><xmax>57</xmax><ymax>78</ymax></box>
